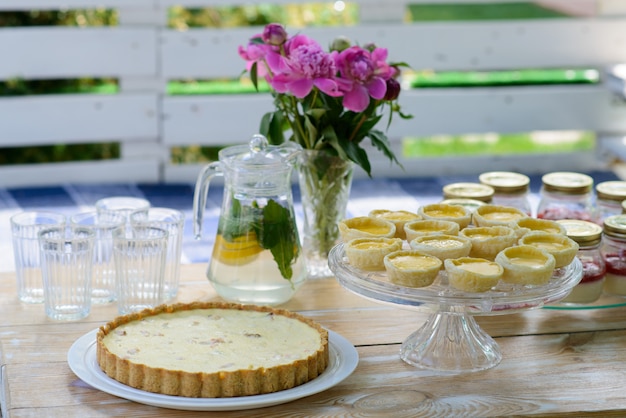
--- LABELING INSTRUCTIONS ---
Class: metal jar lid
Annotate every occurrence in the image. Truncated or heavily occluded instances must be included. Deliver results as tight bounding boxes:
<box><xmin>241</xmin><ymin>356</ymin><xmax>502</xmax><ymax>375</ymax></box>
<box><xmin>596</xmin><ymin>181</ymin><xmax>626</xmax><ymax>202</ymax></box>
<box><xmin>479</xmin><ymin>171</ymin><xmax>530</xmax><ymax>195</ymax></box>
<box><xmin>603</xmin><ymin>214</ymin><xmax>626</xmax><ymax>239</ymax></box>
<box><xmin>556</xmin><ymin>219</ymin><xmax>602</xmax><ymax>246</ymax></box>
<box><xmin>442</xmin><ymin>182</ymin><xmax>494</xmax><ymax>202</ymax></box>
<box><xmin>541</xmin><ymin>172</ymin><xmax>593</xmax><ymax>194</ymax></box>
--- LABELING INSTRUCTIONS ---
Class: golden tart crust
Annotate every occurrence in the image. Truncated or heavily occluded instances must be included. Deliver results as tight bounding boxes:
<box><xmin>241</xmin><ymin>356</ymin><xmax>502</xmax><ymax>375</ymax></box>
<box><xmin>96</xmin><ymin>302</ymin><xmax>329</xmax><ymax>398</ymax></box>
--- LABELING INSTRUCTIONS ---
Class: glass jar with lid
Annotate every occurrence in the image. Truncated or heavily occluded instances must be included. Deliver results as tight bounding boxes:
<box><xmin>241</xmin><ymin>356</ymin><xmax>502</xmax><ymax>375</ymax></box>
<box><xmin>479</xmin><ymin>171</ymin><xmax>532</xmax><ymax>215</ymax></box>
<box><xmin>536</xmin><ymin>172</ymin><xmax>594</xmax><ymax>221</ymax></box>
<box><xmin>557</xmin><ymin>219</ymin><xmax>605</xmax><ymax>304</ymax></box>
<box><xmin>601</xmin><ymin>214</ymin><xmax>626</xmax><ymax>296</ymax></box>
<box><xmin>595</xmin><ymin>181</ymin><xmax>626</xmax><ymax>225</ymax></box>
<box><xmin>442</xmin><ymin>182</ymin><xmax>494</xmax><ymax>204</ymax></box>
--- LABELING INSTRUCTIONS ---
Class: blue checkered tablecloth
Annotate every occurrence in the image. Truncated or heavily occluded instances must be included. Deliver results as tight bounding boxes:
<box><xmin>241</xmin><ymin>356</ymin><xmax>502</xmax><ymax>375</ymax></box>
<box><xmin>1</xmin><ymin>171</ymin><xmax>619</xmax><ymax>273</ymax></box>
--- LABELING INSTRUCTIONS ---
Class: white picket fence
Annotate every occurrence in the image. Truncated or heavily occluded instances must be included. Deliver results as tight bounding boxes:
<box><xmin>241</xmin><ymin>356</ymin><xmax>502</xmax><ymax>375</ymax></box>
<box><xmin>2</xmin><ymin>0</ymin><xmax>626</xmax><ymax>187</ymax></box>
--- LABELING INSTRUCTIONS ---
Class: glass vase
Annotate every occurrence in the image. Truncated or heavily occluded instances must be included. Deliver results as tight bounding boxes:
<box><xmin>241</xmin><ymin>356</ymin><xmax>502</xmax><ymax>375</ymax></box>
<box><xmin>297</xmin><ymin>150</ymin><xmax>354</xmax><ymax>279</ymax></box>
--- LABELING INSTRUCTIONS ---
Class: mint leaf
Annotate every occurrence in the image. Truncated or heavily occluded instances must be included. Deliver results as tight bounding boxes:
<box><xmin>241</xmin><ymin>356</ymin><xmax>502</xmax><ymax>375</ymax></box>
<box><xmin>259</xmin><ymin>199</ymin><xmax>298</xmax><ymax>280</ymax></box>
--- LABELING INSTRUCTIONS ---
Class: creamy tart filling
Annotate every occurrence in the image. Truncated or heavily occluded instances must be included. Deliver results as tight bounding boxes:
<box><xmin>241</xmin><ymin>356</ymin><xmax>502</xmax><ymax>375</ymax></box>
<box><xmin>102</xmin><ymin>309</ymin><xmax>323</xmax><ymax>373</ymax></box>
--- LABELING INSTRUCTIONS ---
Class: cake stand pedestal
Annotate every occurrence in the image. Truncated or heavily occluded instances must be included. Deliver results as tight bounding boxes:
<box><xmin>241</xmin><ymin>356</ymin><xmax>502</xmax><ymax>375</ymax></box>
<box><xmin>328</xmin><ymin>244</ymin><xmax>582</xmax><ymax>373</ymax></box>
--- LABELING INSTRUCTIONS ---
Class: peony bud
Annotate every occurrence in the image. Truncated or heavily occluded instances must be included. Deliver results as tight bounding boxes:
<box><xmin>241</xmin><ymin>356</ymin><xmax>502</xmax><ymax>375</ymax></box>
<box><xmin>262</xmin><ymin>23</ymin><xmax>287</xmax><ymax>46</ymax></box>
<box><xmin>384</xmin><ymin>77</ymin><xmax>401</xmax><ymax>101</ymax></box>
<box><xmin>330</xmin><ymin>36</ymin><xmax>351</xmax><ymax>52</ymax></box>
<box><xmin>363</xmin><ymin>42</ymin><xmax>377</xmax><ymax>53</ymax></box>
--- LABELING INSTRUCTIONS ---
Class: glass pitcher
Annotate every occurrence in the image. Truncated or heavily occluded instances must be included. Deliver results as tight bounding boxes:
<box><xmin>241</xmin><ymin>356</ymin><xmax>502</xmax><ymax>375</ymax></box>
<box><xmin>193</xmin><ymin>135</ymin><xmax>306</xmax><ymax>305</ymax></box>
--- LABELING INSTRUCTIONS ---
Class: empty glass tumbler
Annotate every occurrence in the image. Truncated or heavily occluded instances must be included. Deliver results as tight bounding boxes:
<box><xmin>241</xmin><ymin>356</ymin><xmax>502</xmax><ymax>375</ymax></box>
<box><xmin>70</xmin><ymin>211</ymin><xmax>125</xmax><ymax>304</ymax></box>
<box><xmin>10</xmin><ymin>211</ymin><xmax>66</xmax><ymax>303</ymax></box>
<box><xmin>95</xmin><ymin>196</ymin><xmax>150</xmax><ymax>223</ymax></box>
<box><xmin>38</xmin><ymin>226</ymin><xmax>95</xmax><ymax>320</ymax></box>
<box><xmin>130</xmin><ymin>207</ymin><xmax>184</xmax><ymax>300</ymax></box>
<box><xmin>112</xmin><ymin>226</ymin><xmax>168</xmax><ymax>314</ymax></box>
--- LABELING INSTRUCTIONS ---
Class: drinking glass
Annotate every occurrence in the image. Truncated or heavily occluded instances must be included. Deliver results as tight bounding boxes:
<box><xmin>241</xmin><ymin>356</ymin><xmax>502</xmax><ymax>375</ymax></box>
<box><xmin>130</xmin><ymin>207</ymin><xmax>184</xmax><ymax>300</ymax></box>
<box><xmin>39</xmin><ymin>226</ymin><xmax>95</xmax><ymax>320</ymax></box>
<box><xmin>113</xmin><ymin>226</ymin><xmax>168</xmax><ymax>314</ymax></box>
<box><xmin>95</xmin><ymin>196</ymin><xmax>150</xmax><ymax>223</ymax></box>
<box><xmin>10</xmin><ymin>211</ymin><xmax>66</xmax><ymax>303</ymax></box>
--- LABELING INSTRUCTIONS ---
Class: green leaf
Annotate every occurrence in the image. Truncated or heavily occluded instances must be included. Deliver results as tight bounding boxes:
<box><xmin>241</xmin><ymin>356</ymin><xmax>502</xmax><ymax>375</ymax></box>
<box><xmin>260</xmin><ymin>111</ymin><xmax>286</xmax><ymax>145</ymax></box>
<box><xmin>343</xmin><ymin>141</ymin><xmax>372</xmax><ymax>177</ymax></box>
<box><xmin>368</xmin><ymin>129</ymin><xmax>404</xmax><ymax>170</ymax></box>
<box><xmin>250</xmin><ymin>62</ymin><xmax>259</xmax><ymax>91</ymax></box>
<box><xmin>259</xmin><ymin>199</ymin><xmax>298</xmax><ymax>280</ymax></box>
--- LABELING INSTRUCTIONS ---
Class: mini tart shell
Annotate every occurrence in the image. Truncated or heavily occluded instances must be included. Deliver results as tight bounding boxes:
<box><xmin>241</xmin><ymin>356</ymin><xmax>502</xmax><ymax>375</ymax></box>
<box><xmin>338</xmin><ymin>216</ymin><xmax>396</xmax><ymax>242</ymax></box>
<box><xmin>409</xmin><ymin>234</ymin><xmax>471</xmax><ymax>261</ymax></box>
<box><xmin>96</xmin><ymin>302</ymin><xmax>329</xmax><ymax>398</ymax></box>
<box><xmin>368</xmin><ymin>209</ymin><xmax>421</xmax><ymax>240</ymax></box>
<box><xmin>384</xmin><ymin>250</ymin><xmax>443</xmax><ymax>288</ymax></box>
<box><xmin>444</xmin><ymin>257</ymin><xmax>504</xmax><ymax>293</ymax></box>
<box><xmin>460</xmin><ymin>226</ymin><xmax>518</xmax><ymax>260</ymax></box>
<box><xmin>472</xmin><ymin>204</ymin><xmax>529</xmax><ymax>228</ymax></box>
<box><xmin>345</xmin><ymin>237</ymin><xmax>403</xmax><ymax>271</ymax></box>
<box><xmin>495</xmin><ymin>245</ymin><xmax>556</xmax><ymax>286</ymax></box>
<box><xmin>518</xmin><ymin>231</ymin><xmax>579</xmax><ymax>268</ymax></box>
<box><xmin>417</xmin><ymin>203</ymin><xmax>472</xmax><ymax>229</ymax></box>
<box><xmin>516</xmin><ymin>217</ymin><xmax>567</xmax><ymax>236</ymax></box>
<box><xmin>403</xmin><ymin>219</ymin><xmax>460</xmax><ymax>242</ymax></box>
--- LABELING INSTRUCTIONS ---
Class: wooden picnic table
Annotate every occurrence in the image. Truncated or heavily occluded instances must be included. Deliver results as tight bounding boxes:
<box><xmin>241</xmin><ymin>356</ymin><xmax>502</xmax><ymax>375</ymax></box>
<box><xmin>1</xmin><ymin>263</ymin><xmax>626</xmax><ymax>417</ymax></box>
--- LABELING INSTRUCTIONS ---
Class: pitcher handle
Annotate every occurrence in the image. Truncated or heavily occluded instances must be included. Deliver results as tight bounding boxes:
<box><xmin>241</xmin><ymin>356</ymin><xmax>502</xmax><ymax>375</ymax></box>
<box><xmin>192</xmin><ymin>162</ymin><xmax>222</xmax><ymax>240</ymax></box>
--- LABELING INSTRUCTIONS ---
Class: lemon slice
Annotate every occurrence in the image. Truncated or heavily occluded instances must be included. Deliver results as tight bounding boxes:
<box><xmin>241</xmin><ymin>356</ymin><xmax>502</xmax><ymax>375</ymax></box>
<box><xmin>338</xmin><ymin>216</ymin><xmax>396</xmax><ymax>242</ymax></box>
<box><xmin>409</xmin><ymin>234</ymin><xmax>471</xmax><ymax>261</ymax></box>
<box><xmin>403</xmin><ymin>219</ymin><xmax>460</xmax><ymax>242</ymax></box>
<box><xmin>460</xmin><ymin>226</ymin><xmax>518</xmax><ymax>260</ymax></box>
<box><xmin>495</xmin><ymin>245</ymin><xmax>556</xmax><ymax>285</ymax></box>
<box><xmin>212</xmin><ymin>233</ymin><xmax>263</xmax><ymax>266</ymax></box>
<box><xmin>444</xmin><ymin>257</ymin><xmax>503</xmax><ymax>293</ymax></box>
<box><xmin>368</xmin><ymin>209</ymin><xmax>421</xmax><ymax>240</ymax></box>
<box><xmin>384</xmin><ymin>250</ymin><xmax>442</xmax><ymax>288</ymax></box>
<box><xmin>345</xmin><ymin>237</ymin><xmax>403</xmax><ymax>271</ymax></box>
<box><xmin>418</xmin><ymin>203</ymin><xmax>471</xmax><ymax>229</ymax></box>
<box><xmin>518</xmin><ymin>231</ymin><xmax>579</xmax><ymax>268</ymax></box>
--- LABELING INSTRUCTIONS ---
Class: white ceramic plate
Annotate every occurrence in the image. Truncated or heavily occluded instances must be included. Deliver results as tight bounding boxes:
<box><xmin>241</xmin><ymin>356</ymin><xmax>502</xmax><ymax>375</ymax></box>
<box><xmin>67</xmin><ymin>328</ymin><xmax>358</xmax><ymax>411</ymax></box>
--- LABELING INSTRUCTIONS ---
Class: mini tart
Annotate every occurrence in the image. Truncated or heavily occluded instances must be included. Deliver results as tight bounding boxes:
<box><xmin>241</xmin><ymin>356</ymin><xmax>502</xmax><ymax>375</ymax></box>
<box><xmin>518</xmin><ymin>231</ymin><xmax>579</xmax><ymax>268</ymax></box>
<box><xmin>384</xmin><ymin>250</ymin><xmax>442</xmax><ymax>288</ymax></box>
<box><xmin>96</xmin><ymin>302</ymin><xmax>329</xmax><ymax>398</ymax></box>
<box><xmin>338</xmin><ymin>216</ymin><xmax>396</xmax><ymax>242</ymax></box>
<box><xmin>516</xmin><ymin>217</ymin><xmax>567</xmax><ymax>236</ymax></box>
<box><xmin>417</xmin><ymin>203</ymin><xmax>472</xmax><ymax>229</ymax></box>
<box><xmin>495</xmin><ymin>245</ymin><xmax>556</xmax><ymax>286</ymax></box>
<box><xmin>409</xmin><ymin>234</ymin><xmax>471</xmax><ymax>261</ymax></box>
<box><xmin>444</xmin><ymin>257</ymin><xmax>504</xmax><ymax>293</ymax></box>
<box><xmin>403</xmin><ymin>219</ymin><xmax>460</xmax><ymax>242</ymax></box>
<box><xmin>472</xmin><ymin>204</ymin><xmax>528</xmax><ymax>228</ymax></box>
<box><xmin>345</xmin><ymin>237</ymin><xmax>403</xmax><ymax>271</ymax></box>
<box><xmin>460</xmin><ymin>226</ymin><xmax>518</xmax><ymax>260</ymax></box>
<box><xmin>368</xmin><ymin>209</ymin><xmax>421</xmax><ymax>240</ymax></box>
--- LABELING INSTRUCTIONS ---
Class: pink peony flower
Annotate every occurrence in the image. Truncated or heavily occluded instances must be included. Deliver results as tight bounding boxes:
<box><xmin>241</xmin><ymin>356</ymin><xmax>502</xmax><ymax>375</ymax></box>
<box><xmin>238</xmin><ymin>37</ymin><xmax>274</xmax><ymax>79</ymax></box>
<box><xmin>266</xmin><ymin>34</ymin><xmax>341</xmax><ymax>98</ymax></box>
<box><xmin>335</xmin><ymin>46</ymin><xmax>394</xmax><ymax>112</ymax></box>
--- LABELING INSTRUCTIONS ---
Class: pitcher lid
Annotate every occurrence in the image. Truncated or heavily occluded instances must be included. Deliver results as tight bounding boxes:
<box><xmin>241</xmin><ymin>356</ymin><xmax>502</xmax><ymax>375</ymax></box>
<box><xmin>220</xmin><ymin>135</ymin><xmax>301</xmax><ymax>170</ymax></box>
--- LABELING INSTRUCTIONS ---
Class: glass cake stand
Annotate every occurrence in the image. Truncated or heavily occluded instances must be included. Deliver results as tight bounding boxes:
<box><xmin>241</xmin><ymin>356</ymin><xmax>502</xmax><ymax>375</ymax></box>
<box><xmin>328</xmin><ymin>244</ymin><xmax>583</xmax><ymax>373</ymax></box>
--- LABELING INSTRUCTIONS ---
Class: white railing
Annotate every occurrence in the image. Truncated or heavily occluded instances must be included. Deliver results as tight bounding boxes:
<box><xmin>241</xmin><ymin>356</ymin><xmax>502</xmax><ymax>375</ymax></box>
<box><xmin>1</xmin><ymin>0</ymin><xmax>626</xmax><ymax>187</ymax></box>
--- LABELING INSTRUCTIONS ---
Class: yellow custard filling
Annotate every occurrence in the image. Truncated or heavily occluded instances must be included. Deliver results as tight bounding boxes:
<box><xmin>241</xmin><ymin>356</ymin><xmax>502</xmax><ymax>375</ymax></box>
<box><xmin>389</xmin><ymin>255</ymin><xmax>440</xmax><ymax>269</ymax></box>
<box><xmin>457</xmin><ymin>260</ymin><xmax>502</xmax><ymax>275</ymax></box>
<box><xmin>101</xmin><ymin>308</ymin><xmax>323</xmax><ymax>373</ymax></box>
<box><xmin>507</xmin><ymin>256</ymin><xmax>546</xmax><ymax>268</ymax></box>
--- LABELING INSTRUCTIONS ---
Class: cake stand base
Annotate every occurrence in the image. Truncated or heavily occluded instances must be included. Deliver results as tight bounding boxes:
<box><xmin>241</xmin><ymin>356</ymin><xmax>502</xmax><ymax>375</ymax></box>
<box><xmin>400</xmin><ymin>310</ymin><xmax>502</xmax><ymax>373</ymax></box>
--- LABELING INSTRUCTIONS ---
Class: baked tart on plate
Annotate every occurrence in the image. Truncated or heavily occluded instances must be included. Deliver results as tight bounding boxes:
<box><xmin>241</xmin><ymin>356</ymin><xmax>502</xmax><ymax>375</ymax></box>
<box><xmin>97</xmin><ymin>302</ymin><xmax>329</xmax><ymax>398</ymax></box>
